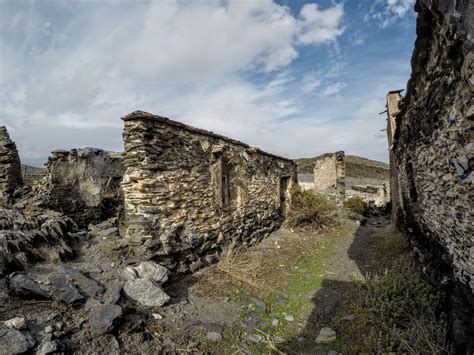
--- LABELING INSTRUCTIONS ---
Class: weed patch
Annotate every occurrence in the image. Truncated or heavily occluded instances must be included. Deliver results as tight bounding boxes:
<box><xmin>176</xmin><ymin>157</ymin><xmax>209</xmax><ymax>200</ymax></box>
<box><xmin>343</xmin><ymin>196</ymin><xmax>367</xmax><ymax>215</ymax></box>
<box><xmin>337</xmin><ymin>230</ymin><xmax>451</xmax><ymax>354</ymax></box>
<box><xmin>285</xmin><ymin>185</ymin><xmax>336</xmax><ymax>229</ymax></box>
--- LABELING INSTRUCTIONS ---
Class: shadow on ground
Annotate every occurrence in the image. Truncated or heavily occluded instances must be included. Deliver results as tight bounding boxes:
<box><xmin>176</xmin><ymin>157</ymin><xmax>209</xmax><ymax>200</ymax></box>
<box><xmin>283</xmin><ymin>214</ymin><xmax>388</xmax><ymax>353</ymax></box>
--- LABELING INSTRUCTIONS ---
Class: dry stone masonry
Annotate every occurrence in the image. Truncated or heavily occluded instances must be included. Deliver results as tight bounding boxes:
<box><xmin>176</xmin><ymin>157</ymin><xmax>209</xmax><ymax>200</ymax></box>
<box><xmin>387</xmin><ymin>0</ymin><xmax>473</xmax><ymax>350</ymax></box>
<box><xmin>313</xmin><ymin>151</ymin><xmax>346</xmax><ymax>205</ymax></box>
<box><xmin>0</xmin><ymin>126</ymin><xmax>23</xmax><ymax>204</ymax></box>
<box><xmin>121</xmin><ymin>111</ymin><xmax>297</xmax><ymax>273</ymax></box>
<box><xmin>37</xmin><ymin>148</ymin><xmax>124</xmax><ymax>227</ymax></box>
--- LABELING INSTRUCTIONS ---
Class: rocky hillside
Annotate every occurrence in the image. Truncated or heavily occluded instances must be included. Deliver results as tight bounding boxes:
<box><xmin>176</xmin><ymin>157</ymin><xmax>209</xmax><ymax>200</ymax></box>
<box><xmin>296</xmin><ymin>155</ymin><xmax>389</xmax><ymax>180</ymax></box>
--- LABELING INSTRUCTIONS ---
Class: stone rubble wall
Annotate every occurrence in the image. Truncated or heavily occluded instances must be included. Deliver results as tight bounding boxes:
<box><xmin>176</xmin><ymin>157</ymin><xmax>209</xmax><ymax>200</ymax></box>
<box><xmin>121</xmin><ymin>111</ymin><xmax>297</xmax><ymax>273</ymax></box>
<box><xmin>0</xmin><ymin>126</ymin><xmax>23</xmax><ymax>204</ymax></box>
<box><xmin>311</xmin><ymin>152</ymin><xmax>345</xmax><ymax>204</ymax></box>
<box><xmin>389</xmin><ymin>0</ymin><xmax>473</xmax><ymax>349</ymax></box>
<box><xmin>38</xmin><ymin>148</ymin><xmax>124</xmax><ymax>227</ymax></box>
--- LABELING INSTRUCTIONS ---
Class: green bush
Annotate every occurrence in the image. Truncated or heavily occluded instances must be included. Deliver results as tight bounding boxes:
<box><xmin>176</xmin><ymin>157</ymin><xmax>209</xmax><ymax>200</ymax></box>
<box><xmin>285</xmin><ymin>185</ymin><xmax>335</xmax><ymax>228</ymax></box>
<box><xmin>344</xmin><ymin>196</ymin><xmax>367</xmax><ymax>214</ymax></box>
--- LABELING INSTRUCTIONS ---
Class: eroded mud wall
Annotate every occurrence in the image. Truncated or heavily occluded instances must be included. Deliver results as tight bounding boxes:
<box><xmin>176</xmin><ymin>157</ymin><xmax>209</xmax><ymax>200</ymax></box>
<box><xmin>122</xmin><ymin>111</ymin><xmax>297</xmax><ymax>273</ymax></box>
<box><xmin>0</xmin><ymin>126</ymin><xmax>23</xmax><ymax>203</ymax></box>
<box><xmin>391</xmin><ymin>0</ymin><xmax>473</xmax><ymax>349</ymax></box>
<box><xmin>39</xmin><ymin>148</ymin><xmax>124</xmax><ymax>227</ymax></box>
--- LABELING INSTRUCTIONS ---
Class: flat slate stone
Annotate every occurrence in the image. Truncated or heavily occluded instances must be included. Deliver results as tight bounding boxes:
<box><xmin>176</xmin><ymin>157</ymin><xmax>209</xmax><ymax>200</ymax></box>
<box><xmin>0</xmin><ymin>329</ymin><xmax>35</xmax><ymax>354</ymax></box>
<box><xmin>89</xmin><ymin>304</ymin><xmax>122</xmax><ymax>334</ymax></box>
<box><xmin>123</xmin><ymin>278</ymin><xmax>170</xmax><ymax>307</ymax></box>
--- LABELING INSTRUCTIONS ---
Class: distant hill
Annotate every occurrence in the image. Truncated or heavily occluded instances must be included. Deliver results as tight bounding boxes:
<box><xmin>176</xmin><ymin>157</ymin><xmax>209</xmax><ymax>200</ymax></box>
<box><xmin>295</xmin><ymin>155</ymin><xmax>389</xmax><ymax>180</ymax></box>
<box><xmin>21</xmin><ymin>164</ymin><xmax>45</xmax><ymax>185</ymax></box>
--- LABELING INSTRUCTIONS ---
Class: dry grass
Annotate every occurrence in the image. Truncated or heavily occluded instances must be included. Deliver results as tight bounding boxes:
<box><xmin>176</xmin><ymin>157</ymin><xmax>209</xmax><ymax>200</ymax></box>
<box><xmin>215</xmin><ymin>240</ymin><xmax>266</xmax><ymax>290</ymax></box>
<box><xmin>337</xmin><ymin>229</ymin><xmax>452</xmax><ymax>354</ymax></box>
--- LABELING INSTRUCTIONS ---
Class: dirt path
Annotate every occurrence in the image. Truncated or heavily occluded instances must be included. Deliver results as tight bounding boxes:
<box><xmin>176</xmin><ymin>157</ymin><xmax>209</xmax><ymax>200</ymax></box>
<box><xmin>149</xmin><ymin>213</ymin><xmax>391</xmax><ymax>353</ymax></box>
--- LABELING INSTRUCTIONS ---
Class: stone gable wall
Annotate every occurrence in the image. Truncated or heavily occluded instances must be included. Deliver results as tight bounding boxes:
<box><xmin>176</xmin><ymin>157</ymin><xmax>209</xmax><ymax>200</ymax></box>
<box><xmin>312</xmin><ymin>151</ymin><xmax>345</xmax><ymax>204</ymax></box>
<box><xmin>0</xmin><ymin>126</ymin><xmax>23</xmax><ymax>204</ymax></box>
<box><xmin>390</xmin><ymin>0</ymin><xmax>473</xmax><ymax>349</ymax></box>
<box><xmin>121</xmin><ymin>111</ymin><xmax>297</xmax><ymax>273</ymax></box>
<box><xmin>38</xmin><ymin>148</ymin><xmax>124</xmax><ymax>227</ymax></box>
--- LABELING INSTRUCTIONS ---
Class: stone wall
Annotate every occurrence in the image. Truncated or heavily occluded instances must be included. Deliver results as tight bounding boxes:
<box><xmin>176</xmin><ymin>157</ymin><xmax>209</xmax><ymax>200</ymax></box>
<box><xmin>39</xmin><ymin>148</ymin><xmax>124</xmax><ymax>227</ymax></box>
<box><xmin>121</xmin><ymin>111</ymin><xmax>297</xmax><ymax>273</ymax></box>
<box><xmin>313</xmin><ymin>152</ymin><xmax>345</xmax><ymax>204</ymax></box>
<box><xmin>0</xmin><ymin>126</ymin><xmax>23</xmax><ymax>204</ymax></box>
<box><xmin>388</xmin><ymin>0</ymin><xmax>473</xmax><ymax>350</ymax></box>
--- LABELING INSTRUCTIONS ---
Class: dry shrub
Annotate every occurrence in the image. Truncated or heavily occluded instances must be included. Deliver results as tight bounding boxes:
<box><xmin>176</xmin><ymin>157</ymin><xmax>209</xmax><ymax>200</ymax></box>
<box><xmin>343</xmin><ymin>196</ymin><xmax>367</xmax><ymax>215</ymax></box>
<box><xmin>337</xmin><ymin>231</ymin><xmax>451</xmax><ymax>354</ymax></box>
<box><xmin>216</xmin><ymin>240</ymin><xmax>265</xmax><ymax>290</ymax></box>
<box><xmin>285</xmin><ymin>185</ymin><xmax>335</xmax><ymax>229</ymax></box>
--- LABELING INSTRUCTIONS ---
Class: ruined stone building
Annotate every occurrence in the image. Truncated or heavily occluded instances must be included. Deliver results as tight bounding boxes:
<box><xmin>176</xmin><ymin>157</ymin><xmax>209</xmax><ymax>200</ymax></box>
<box><xmin>0</xmin><ymin>126</ymin><xmax>23</xmax><ymax>204</ymax></box>
<box><xmin>299</xmin><ymin>151</ymin><xmax>389</xmax><ymax>207</ymax></box>
<box><xmin>37</xmin><ymin>148</ymin><xmax>123</xmax><ymax>227</ymax></box>
<box><xmin>386</xmin><ymin>0</ymin><xmax>473</xmax><ymax>350</ymax></box>
<box><xmin>121</xmin><ymin>111</ymin><xmax>297</xmax><ymax>273</ymax></box>
<box><xmin>312</xmin><ymin>152</ymin><xmax>345</xmax><ymax>204</ymax></box>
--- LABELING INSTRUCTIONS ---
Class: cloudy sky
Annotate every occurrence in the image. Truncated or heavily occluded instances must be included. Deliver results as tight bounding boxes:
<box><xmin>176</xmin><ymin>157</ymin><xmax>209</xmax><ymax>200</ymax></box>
<box><xmin>0</xmin><ymin>0</ymin><xmax>416</xmax><ymax>166</ymax></box>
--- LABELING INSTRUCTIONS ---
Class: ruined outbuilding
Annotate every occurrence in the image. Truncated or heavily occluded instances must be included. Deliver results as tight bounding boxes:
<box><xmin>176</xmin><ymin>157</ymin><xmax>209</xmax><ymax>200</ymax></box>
<box><xmin>387</xmin><ymin>0</ymin><xmax>473</xmax><ymax>350</ymax></box>
<box><xmin>313</xmin><ymin>152</ymin><xmax>345</xmax><ymax>204</ymax></box>
<box><xmin>0</xmin><ymin>126</ymin><xmax>23</xmax><ymax>204</ymax></box>
<box><xmin>37</xmin><ymin>148</ymin><xmax>124</xmax><ymax>227</ymax></box>
<box><xmin>121</xmin><ymin>111</ymin><xmax>297</xmax><ymax>273</ymax></box>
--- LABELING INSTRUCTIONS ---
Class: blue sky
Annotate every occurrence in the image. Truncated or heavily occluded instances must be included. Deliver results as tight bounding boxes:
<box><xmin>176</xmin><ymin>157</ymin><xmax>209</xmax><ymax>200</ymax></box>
<box><xmin>0</xmin><ymin>0</ymin><xmax>416</xmax><ymax>166</ymax></box>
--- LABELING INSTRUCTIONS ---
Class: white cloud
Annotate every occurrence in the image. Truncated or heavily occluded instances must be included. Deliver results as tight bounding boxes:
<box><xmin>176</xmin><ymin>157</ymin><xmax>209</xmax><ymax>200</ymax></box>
<box><xmin>298</xmin><ymin>3</ymin><xmax>345</xmax><ymax>44</ymax></box>
<box><xmin>0</xmin><ymin>0</ymin><xmax>404</xmax><ymax>167</ymax></box>
<box><xmin>301</xmin><ymin>72</ymin><xmax>322</xmax><ymax>93</ymax></box>
<box><xmin>365</xmin><ymin>0</ymin><xmax>415</xmax><ymax>28</ymax></box>
<box><xmin>319</xmin><ymin>81</ymin><xmax>346</xmax><ymax>97</ymax></box>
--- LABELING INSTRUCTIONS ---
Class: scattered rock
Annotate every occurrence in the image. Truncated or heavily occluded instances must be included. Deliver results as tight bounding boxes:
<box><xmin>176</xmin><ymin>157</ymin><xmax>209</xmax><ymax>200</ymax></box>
<box><xmin>275</xmin><ymin>296</ymin><xmax>287</xmax><ymax>305</ymax></box>
<box><xmin>85</xmin><ymin>298</ymin><xmax>102</xmax><ymax>311</ymax></box>
<box><xmin>62</xmin><ymin>266</ymin><xmax>104</xmax><ymax>298</ymax></box>
<box><xmin>9</xmin><ymin>273</ymin><xmax>50</xmax><ymax>299</ymax></box>
<box><xmin>123</xmin><ymin>278</ymin><xmax>170</xmax><ymax>307</ymax></box>
<box><xmin>0</xmin><ymin>329</ymin><xmax>35</xmax><ymax>354</ymax></box>
<box><xmin>44</xmin><ymin>325</ymin><xmax>54</xmax><ymax>334</ymax></box>
<box><xmin>89</xmin><ymin>304</ymin><xmax>122</xmax><ymax>334</ymax></box>
<box><xmin>4</xmin><ymin>317</ymin><xmax>26</xmax><ymax>329</ymax></box>
<box><xmin>103</xmin><ymin>281</ymin><xmax>123</xmax><ymax>305</ymax></box>
<box><xmin>327</xmin><ymin>350</ymin><xmax>338</xmax><ymax>355</ymax></box>
<box><xmin>247</xmin><ymin>334</ymin><xmax>263</xmax><ymax>343</ymax></box>
<box><xmin>49</xmin><ymin>273</ymin><xmax>84</xmax><ymax>304</ymax></box>
<box><xmin>284</xmin><ymin>314</ymin><xmax>294</xmax><ymax>322</ymax></box>
<box><xmin>152</xmin><ymin>313</ymin><xmax>162</xmax><ymax>320</ymax></box>
<box><xmin>316</xmin><ymin>327</ymin><xmax>336</xmax><ymax>344</ymax></box>
<box><xmin>271</xmin><ymin>319</ymin><xmax>279</xmax><ymax>327</ymax></box>
<box><xmin>37</xmin><ymin>340</ymin><xmax>58</xmax><ymax>355</ymax></box>
<box><xmin>135</xmin><ymin>261</ymin><xmax>170</xmax><ymax>284</ymax></box>
<box><xmin>206</xmin><ymin>332</ymin><xmax>222</xmax><ymax>341</ymax></box>
<box><xmin>250</xmin><ymin>297</ymin><xmax>267</xmax><ymax>311</ymax></box>
<box><xmin>123</xmin><ymin>267</ymin><xmax>138</xmax><ymax>280</ymax></box>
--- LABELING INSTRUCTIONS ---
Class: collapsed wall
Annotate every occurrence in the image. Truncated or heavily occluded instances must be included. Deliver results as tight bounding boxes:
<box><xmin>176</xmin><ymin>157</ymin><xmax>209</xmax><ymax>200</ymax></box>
<box><xmin>312</xmin><ymin>151</ymin><xmax>345</xmax><ymax>204</ymax></box>
<box><xmin>122</xmin><ymin>111</ymin><xmax>297</xmax><ymax>273</ymax></box>
<box><xmin>0</xmin><ymin>126</ymin><xmax>23</xmax><ymax>203</ymax></box>
<box><xmin>388</xmin><ymin>0</ymin><xmax>473</xmax><ymax>350</ymax></box>
<box><xmin>39</xmin><ymin>148</ymin><xmax>124</xmax><ymax>227</ymax></box>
